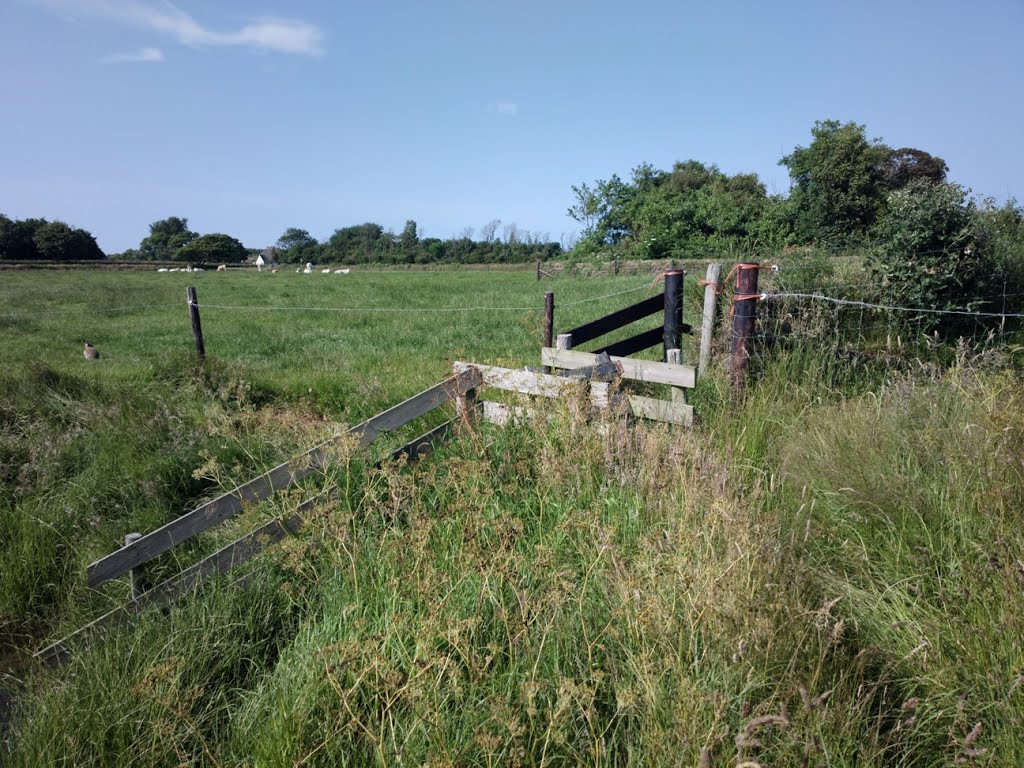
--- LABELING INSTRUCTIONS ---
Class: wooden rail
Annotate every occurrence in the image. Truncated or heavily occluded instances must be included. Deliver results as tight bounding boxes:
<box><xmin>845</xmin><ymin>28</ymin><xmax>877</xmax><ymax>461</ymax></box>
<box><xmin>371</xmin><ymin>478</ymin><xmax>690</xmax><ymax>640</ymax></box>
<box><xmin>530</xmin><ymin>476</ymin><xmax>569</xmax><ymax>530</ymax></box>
<box><xmin>541</xmin><ymin>348</ymin><xmax>696</xmax><ymax>388</ymax></box>
<box><xmin>38</xmin><ymin>418</ymin><xmax>459</xmax><ymax>666</ymax></box>
<box><xmin>565</xmin><ymin>293</ymin><xmax>665</xmax><ymax>346</ymax></box>
<box><xmin>86</xmin><ymin>368</ymin><xmax>482</xmax><ymax>588</ymax></box>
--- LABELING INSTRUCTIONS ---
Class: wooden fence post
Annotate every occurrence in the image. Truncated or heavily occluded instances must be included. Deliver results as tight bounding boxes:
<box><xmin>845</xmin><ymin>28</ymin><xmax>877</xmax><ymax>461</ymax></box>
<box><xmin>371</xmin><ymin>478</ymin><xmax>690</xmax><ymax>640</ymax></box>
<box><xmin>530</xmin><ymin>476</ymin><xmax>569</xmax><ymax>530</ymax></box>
<box><xmin>556</xmin><ymin>333</ymin><xmax>573</xmax><ymax>351</ymax></box>
<box><xmin>699</xmin><ymin>263</ymin><xmax>722</xmax><ymax>377</ymax></box>
<box><xmin>730</xmin><ymin>263</ymin><xmax>759</xmax><ymax>398</ymax></box>
<box><xmin>536</xmin><ymin>259</ymin><xmax>542</xmax><ymax>281</ymax></box>
<box><xmin>663</xmin><ymin>270</ymin><xmax>684</xmax><ymax>361</ymax></box>
<box><xmin>454</xmin><ymin>364</ymin><xmax>481</xmax><ymax>424</ymax></box>
<box><xmin>667</xmin><ymin>348</ymin><xmax>686</xmax><ymax>405</ymax></box>
<box><xmin>186</xmin><ymin>286</ymin><xmax>205</xmax><ymax>360</ymax></box>
<box><xmin>125</xmin><ymin>532</ymin><xmax>146</xmax><ymax>599</ymax></box>
<box><xmin>544</xmin><ymin>291</ymin><xmax>555</xmax><ymax>373</ymax></box>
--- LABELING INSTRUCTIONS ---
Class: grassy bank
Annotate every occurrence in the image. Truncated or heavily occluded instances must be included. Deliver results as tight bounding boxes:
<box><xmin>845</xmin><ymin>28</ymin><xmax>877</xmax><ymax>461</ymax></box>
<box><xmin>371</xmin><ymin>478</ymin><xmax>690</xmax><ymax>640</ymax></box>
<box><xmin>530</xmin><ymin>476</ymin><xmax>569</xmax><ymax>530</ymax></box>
<box><xmin>2</xmin><ymin>270</ymin><xmax>1022</xmax><ymax>765</ymax></box>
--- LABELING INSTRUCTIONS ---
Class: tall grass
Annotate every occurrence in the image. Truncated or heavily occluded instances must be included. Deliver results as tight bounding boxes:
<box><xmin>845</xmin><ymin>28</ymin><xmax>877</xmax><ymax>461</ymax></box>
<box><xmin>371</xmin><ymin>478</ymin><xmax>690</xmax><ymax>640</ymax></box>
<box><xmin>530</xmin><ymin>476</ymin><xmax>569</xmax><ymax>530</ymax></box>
<box><xmin>3</xmin><ymin>270</ymin><xmax>1022</xmax><ymax>765</ymax></box>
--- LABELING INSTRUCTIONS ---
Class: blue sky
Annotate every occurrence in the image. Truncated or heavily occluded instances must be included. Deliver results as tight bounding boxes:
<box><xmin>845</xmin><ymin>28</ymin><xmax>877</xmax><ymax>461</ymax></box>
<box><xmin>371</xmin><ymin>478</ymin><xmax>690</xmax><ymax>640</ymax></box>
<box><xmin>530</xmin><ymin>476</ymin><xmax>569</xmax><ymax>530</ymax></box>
<box><xmin>2</xmin><ymin>0</ymin><xmax>1022</xmax><ymax>254</ymax></box>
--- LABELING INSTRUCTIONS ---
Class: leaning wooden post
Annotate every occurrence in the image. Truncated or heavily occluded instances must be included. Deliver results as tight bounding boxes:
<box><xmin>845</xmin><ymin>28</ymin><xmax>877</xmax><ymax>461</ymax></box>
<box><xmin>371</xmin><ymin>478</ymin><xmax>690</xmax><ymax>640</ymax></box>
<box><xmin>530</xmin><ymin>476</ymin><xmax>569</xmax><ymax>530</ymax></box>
<box><xmin>186</xmin><ymin>286</ymin><xmax>205</xmax><ymax>360</ymax></box>
<box><xmin>730</xmin><ymin>263</ymin><xmax>759</xmax><ymax>398</ymax></box>
<box><xmin>699</xmin><ymin>263</ymin><xmax>722</xmax><ymax>377</ymax></box>
<box><xmin>663</xmin><ymin>270</ymin><xmax>684</xmax><ymax>361</ymax></box>
<box><xmin>124</xmin><ymin>532</ymin><xmax>146</xmax><ymax>600</ymax></box>
<box><xmin>543</xmin><ymin>291</ymin><xmax>555</xmax><ymax>373</ymax></box>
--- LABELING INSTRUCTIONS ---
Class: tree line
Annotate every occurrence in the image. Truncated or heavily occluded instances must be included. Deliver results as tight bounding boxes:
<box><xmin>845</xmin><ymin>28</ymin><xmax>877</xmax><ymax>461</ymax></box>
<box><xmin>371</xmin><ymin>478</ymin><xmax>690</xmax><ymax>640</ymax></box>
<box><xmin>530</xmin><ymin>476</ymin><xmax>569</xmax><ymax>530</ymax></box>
<box><xmin>0</xmin><ymin>216</ymin><xmax>104</xmax><ymax>261</ymax></box>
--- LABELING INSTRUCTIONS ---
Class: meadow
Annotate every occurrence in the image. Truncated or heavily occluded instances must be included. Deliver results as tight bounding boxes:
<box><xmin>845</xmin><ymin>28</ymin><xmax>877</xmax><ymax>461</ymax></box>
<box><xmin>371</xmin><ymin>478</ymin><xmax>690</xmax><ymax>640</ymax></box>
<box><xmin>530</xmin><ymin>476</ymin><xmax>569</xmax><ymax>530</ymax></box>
<box><xmin>1</xmin><ymin>266</ymin><xmax>1022</xmax><ymax>766</ymax></box>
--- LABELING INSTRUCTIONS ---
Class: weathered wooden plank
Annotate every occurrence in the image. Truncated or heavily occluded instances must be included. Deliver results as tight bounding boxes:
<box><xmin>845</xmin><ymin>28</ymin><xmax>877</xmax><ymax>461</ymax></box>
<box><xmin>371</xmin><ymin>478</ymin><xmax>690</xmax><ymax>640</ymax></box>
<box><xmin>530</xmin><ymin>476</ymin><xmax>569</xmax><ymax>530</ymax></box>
<box><xmin>594</xmin><ymin>326</ymin><xmax>664</xmax><ymax>357</ymax></box>
<box><xmin>40</xmin><ymin>419</ymin><xmax>456</xmax><ymax>666</ymax></box>
<box><xmin>627</xmin><ymin>395</ymin><xmax>693</xmax><ymax>426</ymax></box>
<box><xmin>453</xmin><ymin>362</ymin><xmax>576</xmax><ymax>399</ymax></box>
<box><xmin>37</xmin><ymin>513</ymin><xmax>305</xmax><ymax>666</ymax></box>
<box><xmin>481</xmin><ymin>400</ymin><xmax>534</xmax><ymax>426</ymax></box>
<box><xmin>384</xmin><ymin>420</ymin><xmax>453</xmax><ymax>462</ymax></box>
<box><xmin>87</xmin><ymin>368</ymin><xmax>482</xmax><ymax>587</ymax></box>
<box><xmin>565</xmin><ymin>293</ymin><xmax>664</xmax><ymax>346</ymax></box>
<box><xmin>541</xmin><ymin>348</ymin><xmax>696</xmax><ymax>389</ymax></box>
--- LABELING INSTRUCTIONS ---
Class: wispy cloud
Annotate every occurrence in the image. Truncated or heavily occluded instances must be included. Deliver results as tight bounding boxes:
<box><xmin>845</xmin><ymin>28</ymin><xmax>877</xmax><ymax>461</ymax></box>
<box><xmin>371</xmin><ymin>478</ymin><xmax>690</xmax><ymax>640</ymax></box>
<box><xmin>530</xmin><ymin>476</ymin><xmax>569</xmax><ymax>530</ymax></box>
<box><xmin>103</xmin><ymin>46</ymin><xmax>164</xmax><ymax>63</ymax></box>
<box><xmin>38</xmin><ymin>0</ymin><xmax>325</xmax><ymax>57</ymax></box>
<box><xmin>495</xmin><ymin>101</ymin><xmax>519</xmax><ymax>117</ymax></box>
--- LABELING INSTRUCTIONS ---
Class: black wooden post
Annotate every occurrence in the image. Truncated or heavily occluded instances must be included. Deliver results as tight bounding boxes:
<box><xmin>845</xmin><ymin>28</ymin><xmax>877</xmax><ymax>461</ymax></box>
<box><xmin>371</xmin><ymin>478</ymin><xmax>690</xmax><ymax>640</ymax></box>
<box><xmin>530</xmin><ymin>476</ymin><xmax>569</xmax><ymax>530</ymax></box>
<box><xmin>663</xmin><ymin>270</ymin><xmax>684</xmax><ymax>360</ymax></box>
<box><xmin>730</xmin><ymin>263</ymin><xmax>759</xmax><ymax>397</ymax></box>
<box><xmin>543</xmin><ymin>291</ymin><xmax>554</xmax><ymax>373</ymax></box>
<box><xmin>186</xmin><ymin>286</ymin><xmax>205</xmax><ymax>359</ymax></box>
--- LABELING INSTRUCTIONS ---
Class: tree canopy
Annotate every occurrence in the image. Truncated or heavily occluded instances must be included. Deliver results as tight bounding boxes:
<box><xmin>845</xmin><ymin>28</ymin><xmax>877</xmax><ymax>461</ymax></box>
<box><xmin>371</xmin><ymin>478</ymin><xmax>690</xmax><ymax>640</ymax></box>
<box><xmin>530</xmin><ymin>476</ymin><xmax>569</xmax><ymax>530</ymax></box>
<box><xmin>0</xmin><ymin>215</ymin><xmax>104</xmax><ymax>260</ymax></box>
<box><xmin>176</xmin><ymin>233</ymin><xmax>248</xmax><ymax>264</ymax></box>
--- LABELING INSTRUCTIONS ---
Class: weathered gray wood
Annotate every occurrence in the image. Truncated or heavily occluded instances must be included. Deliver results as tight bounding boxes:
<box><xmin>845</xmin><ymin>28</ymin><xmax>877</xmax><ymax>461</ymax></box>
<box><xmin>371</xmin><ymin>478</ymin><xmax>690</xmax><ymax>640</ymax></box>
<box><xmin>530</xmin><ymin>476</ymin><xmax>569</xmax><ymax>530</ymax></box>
<box><xmin>541</xmin><ymin>348</ymin><xmax>695</xmax><ymax>388</ymax></box>
<box><xmin>565</xmin><ymin>293</ymin><xmax>664</xmax><ymax>346</ymax></box>
<box><xmin>40</xmin><ymin>419</ymin><xmax>456</xmax><ymax>667</ymax></box>
<box><xmin>87</xmin><ymin>368</ymin><xmax>482</xmax><ymax>587</ymax></box>
<box><xmin>384</xmin><ymin>420</ymin><xmax>453</xmax><ymax>462</ymax></box>
<box><xmin>481</xmin><ymin>400</ymin><xmax>534</xmax><ymax>426</ymax></box>
<box><xmin>666</xmin><ymin>348</ymin><xmax>687</xmax><ymax>407</ymax></box>
<box><xmin>186</xmin><ymin>286</ymin><xmax>205</xmax><ymax>359</ymax></box>
<box><xmin>453</xmin><ymin>362</ymin><xmax>575</xmax><ymax>399</ymax></box>
<box><xmin>699</xmin><ymin>263</ymin><xmax>722</xmax><ymax>376</ymax></box>
<box><xmin>627</xmin><ymin>395</ymin><xmax>693</xmax><ymax>426</ymax></box>
<box><xmin>556</xmin><ymin>333</ymin><xmax>573</xmax><ymax>350</ymax></box>
<box><xmin>125</xmin><ymin>533</ymin><xmax>145</xmax><ymax>600</ymax></box>
<box><xmin>590</xmin><ymin>382</ymin><xmax>619</xmax><ymax>410</ymax></box>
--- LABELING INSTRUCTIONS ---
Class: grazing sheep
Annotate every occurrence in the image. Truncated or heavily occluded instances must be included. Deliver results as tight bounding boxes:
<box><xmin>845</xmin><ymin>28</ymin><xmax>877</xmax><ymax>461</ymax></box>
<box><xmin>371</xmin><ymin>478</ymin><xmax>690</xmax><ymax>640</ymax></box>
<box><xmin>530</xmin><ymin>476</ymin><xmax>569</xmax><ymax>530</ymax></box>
<box><xmin>83</xmin><ymin>341</ymin><xmax>100</xmax><ymax>360</ymax></box>
<box><xmin>216</xmin><ymin>264</ymin><xmax>227</xmax><ymax>272</ymax></box>
<box><xmin>303</xmin><ymin>262</ymin><xmax>314</xmax><ymax>273</ymax></box>
<box><xmin>322</xmin><ymin>268</ymin><xmax>331</xmax><ymax>274</ymax></box>
<box><xmin>157</xmin><ymin>268</ymin><xmax>169</xmax><ymax>272</ymax></box>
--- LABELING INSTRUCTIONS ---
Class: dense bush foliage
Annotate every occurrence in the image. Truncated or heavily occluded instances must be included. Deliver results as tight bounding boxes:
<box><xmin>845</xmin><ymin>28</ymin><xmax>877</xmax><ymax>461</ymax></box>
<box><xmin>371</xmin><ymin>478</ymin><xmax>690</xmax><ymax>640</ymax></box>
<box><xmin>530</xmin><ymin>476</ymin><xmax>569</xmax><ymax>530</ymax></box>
<box><xmin>0</xmin><ymin>215</ymin><xmax>104</xmax><ymax>261</ymax></box>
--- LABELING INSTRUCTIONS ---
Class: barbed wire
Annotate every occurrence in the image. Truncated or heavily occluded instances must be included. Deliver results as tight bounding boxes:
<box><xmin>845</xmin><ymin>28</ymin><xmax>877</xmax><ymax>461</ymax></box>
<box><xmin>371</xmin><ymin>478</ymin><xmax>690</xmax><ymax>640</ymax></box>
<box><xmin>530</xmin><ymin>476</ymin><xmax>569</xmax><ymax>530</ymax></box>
<box><xmin>761</xmin><ymin>292</ymin><xmax>1024</xmax><ymax>319</ymax></box>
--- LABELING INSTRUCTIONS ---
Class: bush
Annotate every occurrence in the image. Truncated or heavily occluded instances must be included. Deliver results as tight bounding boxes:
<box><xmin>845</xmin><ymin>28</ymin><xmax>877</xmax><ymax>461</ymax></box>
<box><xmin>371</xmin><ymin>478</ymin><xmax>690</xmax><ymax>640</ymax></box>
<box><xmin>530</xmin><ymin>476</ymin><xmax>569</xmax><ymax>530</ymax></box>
<box><xmin>869</xmin><ymin>181</ymin><xmax>995</xmax><ymax>334</ymax></box>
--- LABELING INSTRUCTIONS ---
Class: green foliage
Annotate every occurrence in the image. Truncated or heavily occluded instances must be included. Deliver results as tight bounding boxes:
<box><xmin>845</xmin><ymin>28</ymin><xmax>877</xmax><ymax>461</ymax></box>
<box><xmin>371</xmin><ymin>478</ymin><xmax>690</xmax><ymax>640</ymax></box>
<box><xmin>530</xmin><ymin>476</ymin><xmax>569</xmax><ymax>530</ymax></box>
<box><xmin>869</xmin><ymin>180</ymin><xmax>994</xmax><ymax>332</ymax></box>
<box><xmin>781</xmin><ymin>120</ymin><xmax>892</xmax><ymax>246</ymax></box>
<box><xmin>2</xmin><ymin>271</ymin><xmax>1024</xmax><ymax>765</ymax></box>
<box><xmin>137</xmin><ymin>216</ymin><xmax>198</xmax><ymax>261</ymax></box>
<box><xmin>1</xmin><ymin>216</ymin><xmax>104</xmax><ymax>260</ymax></box>
<box><xmin>32</xmin><ymin>220</ymin><xmax>105</xmax><ymax>261</ymax></box>
<box><xmin>176</xmin><ymin>233</ymin><xmax>248</xmax><ymax>265</ymax></box>
<box><xmin>567</xmin><ymin>161</ymin><xmax>785</xmax><ymax>259</ymax></box>
<box><xmin>275</xmin><ymin>227</ymin><xmax>319</xmax><ymax>263</ymax></box>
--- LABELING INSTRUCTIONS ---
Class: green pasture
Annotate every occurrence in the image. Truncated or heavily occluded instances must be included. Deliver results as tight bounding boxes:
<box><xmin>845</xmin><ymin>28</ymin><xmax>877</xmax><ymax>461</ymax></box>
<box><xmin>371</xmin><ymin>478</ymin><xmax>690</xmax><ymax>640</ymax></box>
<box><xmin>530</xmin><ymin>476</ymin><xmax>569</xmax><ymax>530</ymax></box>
<box><xmin>2</xmin><ymin>267</ymin><xmax>1022</xmax><ymax>766</ymax></box>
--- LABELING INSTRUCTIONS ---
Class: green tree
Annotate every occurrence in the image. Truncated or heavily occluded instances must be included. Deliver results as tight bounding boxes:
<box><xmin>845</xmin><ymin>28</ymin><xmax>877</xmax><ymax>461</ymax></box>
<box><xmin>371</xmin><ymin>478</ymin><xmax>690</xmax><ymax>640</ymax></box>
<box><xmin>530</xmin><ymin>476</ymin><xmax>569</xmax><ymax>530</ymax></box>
<box><xmin>881</xmin><ymin>147</ymin><xmax>948</xmax><ymax>191</ymax></box>
<box><xmin>0</xmin><ymin>215</ymin><xmax>45</xmax><ymax>260</ymax></box>
<box><xmin>176</xmin><ymin>233</ymin><xmax>248</xmax><ymax>265</ymax></box>
<box><xmin>138</xmin><ymin>216</ymin><xmax>198</xmax><ymax>260</ymax></box>
<box><xmin>275</xmin><ymin>228</ymin><xmax>319</xmax><ymax>263</ymax></box>
<box><xmin>32</xmin><ymin>221</ymin><xmax>104</xmax><ymax>260</ymax></box>
<box><xmin>400</xmin><ymin>220</ymin><xmax>419</xmax><ymax>250</ymax></box>
<box><xmin>870</xmin><ymin>180</ymin><xmax>991</xmax><ymax>332</ymax></box>
<box><xmin>780</xmin><ymin>120</ymin><xmax>892</xmax><ymax>246</ymax></box>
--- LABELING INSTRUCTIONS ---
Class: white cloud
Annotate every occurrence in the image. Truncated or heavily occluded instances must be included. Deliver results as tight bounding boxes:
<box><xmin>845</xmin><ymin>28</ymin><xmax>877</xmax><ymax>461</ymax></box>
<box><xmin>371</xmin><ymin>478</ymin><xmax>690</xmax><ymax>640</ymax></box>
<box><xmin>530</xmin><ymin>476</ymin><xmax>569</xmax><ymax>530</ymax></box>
<box><xmin>495</xmin><ymin>101</ymin><xmax>519</xmax><ymax>116</ymax></box>
<box><xmin>103</xmin><ymin>46</ymin><xmax>164</xmax><ymax>62</ymax></box>
<box><xmin>37</xmin><ymin>0</ymin><xmax>325</xmax><ymax>56</ymax></box>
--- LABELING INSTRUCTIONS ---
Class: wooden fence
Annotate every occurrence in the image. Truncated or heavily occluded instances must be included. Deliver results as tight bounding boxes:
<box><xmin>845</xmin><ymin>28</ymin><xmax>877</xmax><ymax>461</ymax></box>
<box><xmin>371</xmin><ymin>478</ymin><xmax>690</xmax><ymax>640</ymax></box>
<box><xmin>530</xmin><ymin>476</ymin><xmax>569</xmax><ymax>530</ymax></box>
<box><xmin>37</xmin><ymin>263</ymin><xmax>738</xmax><ymax>665</ymax></box>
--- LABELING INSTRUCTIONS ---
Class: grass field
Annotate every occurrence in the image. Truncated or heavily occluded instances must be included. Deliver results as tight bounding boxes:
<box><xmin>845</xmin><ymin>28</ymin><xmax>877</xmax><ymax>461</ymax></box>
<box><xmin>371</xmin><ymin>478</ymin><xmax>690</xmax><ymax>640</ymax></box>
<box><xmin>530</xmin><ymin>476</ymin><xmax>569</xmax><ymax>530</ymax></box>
<box><xmin>2</xmin><ymin>267</ymin><xmax>1022</xmax><ymax>766</ymax></box>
